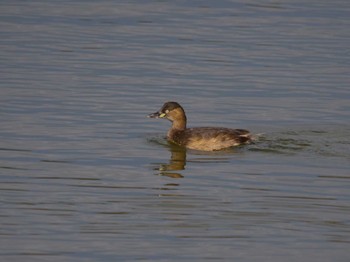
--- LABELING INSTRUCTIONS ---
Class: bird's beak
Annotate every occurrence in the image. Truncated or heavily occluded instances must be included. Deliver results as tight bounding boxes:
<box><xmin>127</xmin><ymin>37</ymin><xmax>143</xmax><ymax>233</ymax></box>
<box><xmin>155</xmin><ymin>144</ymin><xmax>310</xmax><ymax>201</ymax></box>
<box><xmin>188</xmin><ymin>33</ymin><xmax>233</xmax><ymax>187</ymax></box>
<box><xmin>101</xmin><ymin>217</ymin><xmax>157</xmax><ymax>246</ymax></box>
<box><xmin>147</xmin><ymin>112</ymin><xmax>166</xmax><ymax>118</ymax></box>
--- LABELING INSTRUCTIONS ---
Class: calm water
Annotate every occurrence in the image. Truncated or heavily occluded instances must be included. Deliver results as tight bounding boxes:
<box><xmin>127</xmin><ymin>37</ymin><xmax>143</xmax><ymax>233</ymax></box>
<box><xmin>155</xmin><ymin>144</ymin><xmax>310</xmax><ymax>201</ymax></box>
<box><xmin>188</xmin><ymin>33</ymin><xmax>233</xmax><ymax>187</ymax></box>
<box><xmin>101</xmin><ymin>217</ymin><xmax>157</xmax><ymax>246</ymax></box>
<box><xmin>1</xmin><ymin>1</ymin><xmax>350</xmax><ymax>261</ymax></box>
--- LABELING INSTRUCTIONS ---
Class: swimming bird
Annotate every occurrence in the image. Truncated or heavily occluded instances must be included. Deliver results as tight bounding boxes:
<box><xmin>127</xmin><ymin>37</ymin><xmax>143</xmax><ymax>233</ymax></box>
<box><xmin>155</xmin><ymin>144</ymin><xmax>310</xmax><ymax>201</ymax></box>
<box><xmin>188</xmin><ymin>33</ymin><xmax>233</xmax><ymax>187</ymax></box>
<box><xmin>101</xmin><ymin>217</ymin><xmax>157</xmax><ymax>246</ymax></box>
<box><xmin>148</xmin><ymin>101</ymin><xmax>252</xmax><ymax>151</ymax></box>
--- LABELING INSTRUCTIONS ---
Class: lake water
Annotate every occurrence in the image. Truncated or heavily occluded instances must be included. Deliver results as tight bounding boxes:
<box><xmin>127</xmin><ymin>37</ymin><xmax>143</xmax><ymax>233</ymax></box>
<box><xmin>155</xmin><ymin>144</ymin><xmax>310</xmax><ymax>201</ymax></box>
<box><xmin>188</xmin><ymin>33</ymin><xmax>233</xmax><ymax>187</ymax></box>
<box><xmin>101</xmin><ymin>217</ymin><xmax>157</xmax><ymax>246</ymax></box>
<box><xmin>1</xmin><ymin>1</ymin><xmax>350</xmax><ymax>261</ymax></box>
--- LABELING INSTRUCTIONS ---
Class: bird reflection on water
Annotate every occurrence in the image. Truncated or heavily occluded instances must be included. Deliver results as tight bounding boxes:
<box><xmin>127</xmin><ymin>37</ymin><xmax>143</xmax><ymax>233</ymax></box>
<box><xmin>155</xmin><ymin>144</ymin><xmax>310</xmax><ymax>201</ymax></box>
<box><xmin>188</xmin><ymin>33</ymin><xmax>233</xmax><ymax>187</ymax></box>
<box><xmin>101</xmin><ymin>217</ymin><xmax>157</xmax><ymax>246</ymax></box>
<box><xmin>154</xmin><ymin>144</ymin><xmax>186</xmax><ymax>178</ymax></box>
<box><xmin>149</xmin><ymin>139</ymin><xmax>236</xmax><ymax>179</ymax></box>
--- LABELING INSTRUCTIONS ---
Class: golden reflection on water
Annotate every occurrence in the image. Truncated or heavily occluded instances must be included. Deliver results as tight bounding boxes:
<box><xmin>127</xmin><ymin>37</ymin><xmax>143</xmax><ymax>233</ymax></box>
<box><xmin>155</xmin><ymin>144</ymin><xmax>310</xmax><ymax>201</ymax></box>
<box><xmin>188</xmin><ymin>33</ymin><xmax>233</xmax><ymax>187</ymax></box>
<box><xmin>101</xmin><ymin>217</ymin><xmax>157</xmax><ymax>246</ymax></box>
<box><xmin>155</xmin><ymin>145</ymin><xmax>186</xmax><ymax>178</ymax></box>
<box><xmin>151</xmin><ymin>142</ymin><xmax>238</xmax><ymax>178</ymax></box>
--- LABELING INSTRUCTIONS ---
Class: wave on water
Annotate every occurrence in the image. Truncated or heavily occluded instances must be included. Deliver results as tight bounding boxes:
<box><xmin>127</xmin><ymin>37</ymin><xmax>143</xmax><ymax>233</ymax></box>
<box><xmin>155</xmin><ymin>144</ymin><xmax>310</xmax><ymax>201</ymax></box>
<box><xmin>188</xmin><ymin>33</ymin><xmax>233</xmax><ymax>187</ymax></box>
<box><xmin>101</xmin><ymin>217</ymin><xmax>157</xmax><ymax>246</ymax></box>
<box><xmin>248</xmin><ymin>125</ymin><xmax>350</xmax><ymax>159</ymax></box>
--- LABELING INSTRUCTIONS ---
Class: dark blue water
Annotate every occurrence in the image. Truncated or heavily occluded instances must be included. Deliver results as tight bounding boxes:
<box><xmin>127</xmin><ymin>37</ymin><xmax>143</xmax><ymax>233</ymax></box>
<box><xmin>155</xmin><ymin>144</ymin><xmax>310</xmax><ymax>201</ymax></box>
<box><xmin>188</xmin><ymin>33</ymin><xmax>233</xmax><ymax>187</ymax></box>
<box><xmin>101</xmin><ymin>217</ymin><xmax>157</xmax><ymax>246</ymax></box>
<box><xmin>1</xmin><ymin>1</ymin><xmax>350</xmax><ymax>261</ymax></box>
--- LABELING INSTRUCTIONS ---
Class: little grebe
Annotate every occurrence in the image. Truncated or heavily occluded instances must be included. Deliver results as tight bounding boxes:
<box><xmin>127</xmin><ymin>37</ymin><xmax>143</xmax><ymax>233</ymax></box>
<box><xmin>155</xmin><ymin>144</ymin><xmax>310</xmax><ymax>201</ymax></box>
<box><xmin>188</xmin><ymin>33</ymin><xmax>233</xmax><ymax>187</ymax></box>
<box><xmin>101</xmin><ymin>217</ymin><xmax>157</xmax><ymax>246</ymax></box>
<box><xmin>148</xmin><ymin>101</ymin><xmax>252</xmax><ymax>151</ymax></box>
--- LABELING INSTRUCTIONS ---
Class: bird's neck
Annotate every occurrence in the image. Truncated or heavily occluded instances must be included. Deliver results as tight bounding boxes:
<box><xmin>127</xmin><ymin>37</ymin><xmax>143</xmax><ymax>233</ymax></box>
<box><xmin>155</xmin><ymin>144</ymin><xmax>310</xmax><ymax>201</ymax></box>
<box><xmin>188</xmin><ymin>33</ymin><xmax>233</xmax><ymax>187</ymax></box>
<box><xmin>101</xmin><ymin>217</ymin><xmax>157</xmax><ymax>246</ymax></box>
<box><xmin>171</xmin><ymin>117</ymin><xmax>186</xmax><ymax>130</ymax></box>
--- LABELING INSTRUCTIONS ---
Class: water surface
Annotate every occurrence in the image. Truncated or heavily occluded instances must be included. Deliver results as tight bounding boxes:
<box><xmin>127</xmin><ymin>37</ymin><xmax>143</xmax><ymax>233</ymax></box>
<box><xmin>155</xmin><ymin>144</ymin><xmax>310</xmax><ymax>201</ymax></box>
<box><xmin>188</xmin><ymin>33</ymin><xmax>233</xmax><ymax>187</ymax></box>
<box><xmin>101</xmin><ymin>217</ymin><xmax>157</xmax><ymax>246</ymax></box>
<box><xmin>1</xmin><ymin>1</ymin><xmax>350</xmax><ymax>261</ymax></box>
